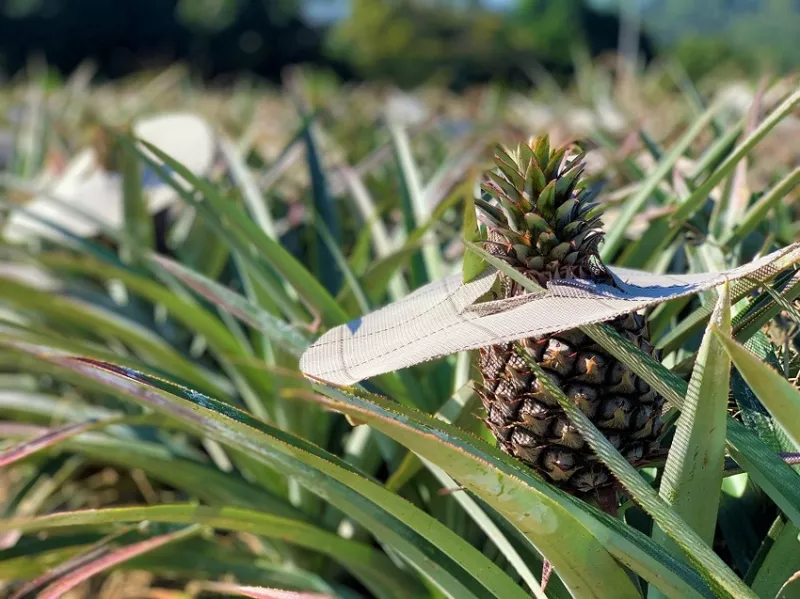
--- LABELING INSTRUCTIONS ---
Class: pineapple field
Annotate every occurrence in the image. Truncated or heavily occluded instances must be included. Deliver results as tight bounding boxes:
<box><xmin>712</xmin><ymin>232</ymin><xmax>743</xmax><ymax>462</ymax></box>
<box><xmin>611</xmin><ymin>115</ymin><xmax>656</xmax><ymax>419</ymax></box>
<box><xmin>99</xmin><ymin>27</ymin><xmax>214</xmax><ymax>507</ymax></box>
<box><xmin>0</xmin><ymin>60</ymin><xmax>799</xmax><ymax>599</ymax></box>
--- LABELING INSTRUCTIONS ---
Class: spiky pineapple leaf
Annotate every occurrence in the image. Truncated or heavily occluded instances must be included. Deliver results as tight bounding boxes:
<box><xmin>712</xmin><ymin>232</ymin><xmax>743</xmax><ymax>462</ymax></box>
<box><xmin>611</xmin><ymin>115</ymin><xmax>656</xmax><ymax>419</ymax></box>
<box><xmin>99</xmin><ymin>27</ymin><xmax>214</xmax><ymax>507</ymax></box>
<box><xmin>720</xmin><ymin>167</ymin><xmax>800</xmax><ymax>249</ymax></box>
<box><xmin>303</xmin><ymin>384</ymin><xmax>716</xmax><ymax>599</ymax></box>
<box><xmin>462</xmin><ymin>195</ymin><xmax>487</xmax><ymax>283</ymax></box>
<box><xmin>462</xmin><ymin>239</ymin><xmax>544</xmax><ymax>292</ymax></box>
<box><xmin>2</xmin><ymin>341</ymin><xmax>527</xmax><ymax>599</ymax></box>
<box><xmin>118</xmin><ymin>130</ymin><xmax>154</xmax><ymax>257</ymax></box>
<box><xmin>532</xmin><ymin>135</ymin><xmax>550</xmax><ymax>172</ymax></box>
<box><xmin>344</xmin><ymin>244</ymin><xmax>420</xmax><ymax>306</ymax></box>
<box><xmin>384</xmin><ymin>383</ymin><xmax>479</xmax><ymax>493</ymax></box>
<box><xmin>120</xmin><ymin>133</ymin><xmax>348</xmax><ymax>327</ymax></box>
<box><xmin>658</xmin><ymin>268</ymin><xmax>800</xmax><ymax>354</ymax></box>
<box><xmin>313</xmin><ymin>213</ymin><xmax>371</xmax><ymax>314</ymax></box>
<box><xmin>34</xmin><ymin>524</ymin><xmax>201</xmax><ymax>599</ymax></box>
<box><xmin>150</xmin><ymin>253</ymin><xmax>310</xmax><ymax>357</ymax></box>
<box><xmin>748</xmin><ymin>520</ymin><xmax>800</xmax><ymax>599</ymax></box>
<box><xmin>391</xmin><ymin>124</ymin><xmax>443</xmax><ymax>285</ymax></box>
<box><xmin>0</xmin><ymin>418</ymin><xmax>299</xmax><ymax>517</ymax></box>
<box><xmin>0</xmin><ymin>417</ymin><xmax>125</xmax><ymax>468</ymax></box>
<box><xmin>714</xmin><ymin>332</ymin><xmax>800</xmax><ymax>448</ymax></box>
<box><xmin>0</xmin><ymin>272</ymin><xmax>223</xmax><ymax>396</ymax></box>
<box><xmin>670</xmin><ymin>90</ymin><xmax>799</xmax><ymax>226</ymax></box>
<box><xmin>304</xmin><ymin>121</ymin><xmax>343</xmax><ymax>295</ymax></box>
<box><xmin>27</xmin><ymin>252</ymin><xmax>279</xmax><ymax>419</ymax></box>
<box><xmin>0</xmin><ymin>505</ymin><xmax>415</xmax><ymax>599</ymax></box>
<box><xmin>0</xmin><ymin>533</ymin><xmax>326</xmax><ymax>591</ymax></box>
<box><xmin>419</xmin><ymin>459</ymin><xmax>547</xmax><ymax>598</ymax></box>
<box><xmin>654</xmin><ymin>284</ymin><xmax>731</xmax><ymax>560</ymax></box>
<box><xmin>584</xmin><ymin>323</ymin><xmax>800</xmax><ymax>528</ymax></box>
<box><xmin>600</xmin><ymin>102</ymin><xmax>721</xmax><ymax>262</ymax></box>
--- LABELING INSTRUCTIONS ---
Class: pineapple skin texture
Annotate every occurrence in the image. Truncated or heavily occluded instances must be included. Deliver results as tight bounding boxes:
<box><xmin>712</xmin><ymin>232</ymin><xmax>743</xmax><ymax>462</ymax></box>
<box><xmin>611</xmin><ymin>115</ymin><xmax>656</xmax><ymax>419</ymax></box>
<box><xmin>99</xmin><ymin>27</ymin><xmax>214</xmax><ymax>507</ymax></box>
<box><xmin>475</xmin><ymin>137</ymin><xmax>665</xmax><ymax>494</ymax></box>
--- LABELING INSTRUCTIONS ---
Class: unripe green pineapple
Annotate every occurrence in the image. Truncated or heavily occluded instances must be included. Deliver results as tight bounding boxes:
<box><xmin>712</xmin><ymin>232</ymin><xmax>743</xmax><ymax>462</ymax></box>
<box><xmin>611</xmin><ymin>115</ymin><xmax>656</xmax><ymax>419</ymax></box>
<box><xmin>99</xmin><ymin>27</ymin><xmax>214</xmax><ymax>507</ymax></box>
<box><xmin>476</xmin><ymin>136</ymin><xmax>665</xmax><ymax>495</ymax></box>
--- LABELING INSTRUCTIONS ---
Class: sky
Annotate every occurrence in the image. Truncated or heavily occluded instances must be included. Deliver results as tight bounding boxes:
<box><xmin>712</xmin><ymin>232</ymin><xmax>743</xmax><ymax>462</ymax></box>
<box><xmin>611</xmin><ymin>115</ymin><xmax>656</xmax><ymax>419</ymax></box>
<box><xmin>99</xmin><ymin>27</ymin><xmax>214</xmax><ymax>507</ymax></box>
<box><xmin>302</xmin><ymin>0</ymin><xmax>517</xmax><ymax>24</ymax></box>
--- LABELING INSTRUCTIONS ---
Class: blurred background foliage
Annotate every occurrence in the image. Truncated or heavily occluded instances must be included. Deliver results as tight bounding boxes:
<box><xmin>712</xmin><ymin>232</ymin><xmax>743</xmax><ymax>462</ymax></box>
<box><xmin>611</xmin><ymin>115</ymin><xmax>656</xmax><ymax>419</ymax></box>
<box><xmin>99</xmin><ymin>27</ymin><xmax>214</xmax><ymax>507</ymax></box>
<box><xmin>0</xmin><ymin>0</ymin><xmax>795</xmax><ymax>87</ymax></box>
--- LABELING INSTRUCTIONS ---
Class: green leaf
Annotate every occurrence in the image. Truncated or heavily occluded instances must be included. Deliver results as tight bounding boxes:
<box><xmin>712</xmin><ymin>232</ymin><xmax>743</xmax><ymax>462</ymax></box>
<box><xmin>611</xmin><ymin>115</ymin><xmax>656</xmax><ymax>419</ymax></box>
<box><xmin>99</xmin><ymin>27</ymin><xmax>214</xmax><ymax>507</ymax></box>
<box><xmin>36</xmin><ymin>524</ymin><xmax>201</xmax><ymax>599</ymax></box>
<box><xmin>654</xmin><ymin>284</ymin><xmax>731</xmax><ymax>560</ymax></box>
<box><xmin>0</xmin><ymin>416</ymin><xmax>299</xmax><ymax>518</ymax></box>
<box><xmin>714</xmin><ymin>331</ymin><xmax>800</xmax><ymax>448</ymax></box>
<box><xmin>532</xmin><ymin>135</ymin><xmax>550</xmax><ymax>173</ymax></box>
<box><xmin>0</xmin><ymin>417</ymin><xmax>124</xmax><ymax>468</ymax></box>
<box><xmin>462</xmin><ymin>239</ymin><xmax>543</xmax><ymax>293</ymax></box>
<box><xmin>720</xmin><ymin>167</ymin><xmax>800</xmax><ymax>249</ymax></box>
<box><xmin>150</xmin><ymin>253</ymin><xmax>310</xmax><ymax>357</ymax></box>
<box><xmin>29</xmin><ymin>252</ymin><xmax>278</xmax><ymax>418</ymax></box>
<box><xmin>536</xmin><ymin>180</ymin><xmax>557</xmax><ymax>220</ymax></box>
<box><xmin>657</xmin><ymin>259</ymin><xmax>800</xmax><ymax>355</ymax></box>
<box><xmin>749</xmin><ymin>520</ymin><xmax>800</xmax><ymax>599</ymax></box>
<box><xmin>304</xmin><ymin>123</ymin><xmax>343</xmax><ymax>295</ymax></box>
<box><xmin>6</xmin><ymin>345</ymin><xmax>527</xmax><ymax>599</ymax></box>
<box><xmin>306</xmin><ymin>385</ymin><xmax>713</xmax><ymax>599</ymax></box>
<box><xmin>584</xmin><ymin>323</ymin><xmax>800</xmax><ymax>529</ymax></box>
<box><xmin>352</xmin><ymin>244</ymin><xmax>419</xmax><ymax>306</ymax></box>
<box><xmin>385</xmin><ymin>383</ymin><xmax>479</xmax><ymax>493</ymax></box>
<box><xmin>462</xmin><ymin>195</ymin><xmax>486</xmax><ymax>284</ymax></box>
<box><xmin>312</xmin><ymin>213</ymin><xmax>371</xmax><ymax>315</ymax></box>
<box><xmin>0</xmin><ymin>534</ymin><xmax>328</xmax><ymax>591</ymax></box>
<box><xmin>670</xmin><ymin>90</ymin><xmax>799</xmax><ymax>225</ymax></box>
<box><xmin>732</xmin><ymin>330</ymin><xmax>793</xmax><ymax>453</ymax></box>
<box><xmin>601</xmin><ymin>101</ymin><xmax>720</xmax><ymax>261</ymax></box>
<box><xmin>119</xmin><ymin>130</ymin><xmax>154</xmax><ymax>257</ymax></box>
<box><xmin>391</xmin><ymin>123</ymin><xmax>442</xmax><ymax>285</ymax></box>
<box><xmin>0</xmin><ymin>504</ymin><xmax>415</xmax><ymax>599</ymax></box>
<box><xmin>0</xmin><ymin>273</ymin><xmax>225</xmax><ymax>397</ymax></box>
<box><xmin>120</xmin><ymin>133</ymin><xmax>349</xmax><ymax>327</ymax></box>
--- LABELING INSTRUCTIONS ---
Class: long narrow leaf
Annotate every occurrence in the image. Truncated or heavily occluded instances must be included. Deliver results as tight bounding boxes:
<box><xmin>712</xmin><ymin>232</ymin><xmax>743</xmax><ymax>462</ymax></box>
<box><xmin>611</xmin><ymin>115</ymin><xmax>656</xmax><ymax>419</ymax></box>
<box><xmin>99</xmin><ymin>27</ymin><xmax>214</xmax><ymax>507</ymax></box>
<box><xmin>0</xmin><ymin>417</ymin><xmax>121</xmax><ymax>468</ymax></box>
<box><xmin>584</xmin><ymin>322</ymin><xmax>800</xmax><ymax>527</ymax></box>
<box><xmin>121</xmin><ymin>134</ymin><xmax>348</xmax><ymax>326</ymax></box>
<box><xmin>714</xmin><ymin>332</ymin><xmax>800</xmax><ymax>448</ymax></box>
<box><xmin>36</xmin><ymin>525</ymin><xmax>201</xmax><ymax>599</ymax></box>
<box><xmin>3</xmin><ymin>343</ymin><xmax>529</xmax><ymax>599</ymax></box>
<box><xmin>305</xmin><ymin>383</ymin><xmax>713</xmax><ymax>599</ymax></box>
<box><xmin>0</xmin><ymin>504</ymin><xmax>415</xmax><ymax>599</ymax></box>
<box><xmin>655</xmin><ymin>284</ymin><xmax>731</xmax><ymax>557</ymax></box>
<box><xmin>150</xmin><ymin>253</ymin><xmax>309</xmax><ymax>357</ymax></box>
<box><xmin>670</xmin><ymin>90</ymin><xmax>799</xmax><ymax>224</ymax></box>
<box><xmin>601</xmin><ymin>102</ymin><xmax>720</xmax><ymax>260</ymax></box>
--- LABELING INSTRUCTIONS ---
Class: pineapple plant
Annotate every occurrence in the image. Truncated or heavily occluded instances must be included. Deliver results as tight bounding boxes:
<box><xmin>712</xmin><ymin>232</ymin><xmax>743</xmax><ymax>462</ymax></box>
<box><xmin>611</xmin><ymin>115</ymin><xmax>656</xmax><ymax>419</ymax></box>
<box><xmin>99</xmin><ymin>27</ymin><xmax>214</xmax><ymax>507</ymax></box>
<box><xmin>2</xmin><ymin>67</ymin><xmax>800</xmax><ymax>599</ymax></box>
<box><xmin>476</xmin><ymin>136</ymin><xmax>665</xmax><ymax>495</ymax></box>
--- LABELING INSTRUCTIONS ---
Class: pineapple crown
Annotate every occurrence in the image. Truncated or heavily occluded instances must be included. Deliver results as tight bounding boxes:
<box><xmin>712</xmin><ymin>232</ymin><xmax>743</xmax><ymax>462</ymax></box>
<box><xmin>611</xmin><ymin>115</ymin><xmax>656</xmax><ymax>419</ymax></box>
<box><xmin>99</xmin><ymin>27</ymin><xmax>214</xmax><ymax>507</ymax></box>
<box><xmin>477</xmin><ymin>135</ymin><xmax>608</xmax><ymax>285</ymax></box>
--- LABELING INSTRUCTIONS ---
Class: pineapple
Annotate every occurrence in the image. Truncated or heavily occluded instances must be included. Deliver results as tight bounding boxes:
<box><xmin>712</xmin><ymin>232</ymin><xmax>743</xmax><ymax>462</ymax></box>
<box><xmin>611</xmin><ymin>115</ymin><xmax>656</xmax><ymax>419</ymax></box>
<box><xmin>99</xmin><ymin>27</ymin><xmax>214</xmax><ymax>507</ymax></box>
<box><xmin>476</xmin><ymin>136</ymin><xmax>665</xmax><ymax>495</ymax></box>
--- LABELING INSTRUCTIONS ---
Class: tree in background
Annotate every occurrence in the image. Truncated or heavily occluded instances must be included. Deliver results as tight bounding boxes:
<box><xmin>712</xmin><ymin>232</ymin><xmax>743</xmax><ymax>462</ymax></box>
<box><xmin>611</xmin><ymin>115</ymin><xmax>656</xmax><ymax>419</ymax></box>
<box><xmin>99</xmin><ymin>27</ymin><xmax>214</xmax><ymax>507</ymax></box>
<box><xmin>600</xmin><ymin>0</ymin><xmax>800</xmax><ymax>79</ymax></box>
<box><xmin>0</xmin><ymin>0</ymin><xmax>330</xmax><ymax>81</ymax></box>
<box><xmin>326</xmin><ymin>0</ymin><xmax>595</xmax><ymax>88</ymax></box>
<box><xmin>0</xmin><ymin>0</ymin><xmax>793</xmax><ymax>85</ymax></box>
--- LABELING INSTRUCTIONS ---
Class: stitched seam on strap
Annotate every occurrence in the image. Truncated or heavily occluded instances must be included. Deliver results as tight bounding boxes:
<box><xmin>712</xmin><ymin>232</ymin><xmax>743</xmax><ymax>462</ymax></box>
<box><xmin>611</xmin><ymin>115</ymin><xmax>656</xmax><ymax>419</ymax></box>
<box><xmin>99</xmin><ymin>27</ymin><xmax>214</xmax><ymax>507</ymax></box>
<box><xmin>311</xmin><ymin>277</ymin><xmax>483</xmax><ymax>348</ymax></box>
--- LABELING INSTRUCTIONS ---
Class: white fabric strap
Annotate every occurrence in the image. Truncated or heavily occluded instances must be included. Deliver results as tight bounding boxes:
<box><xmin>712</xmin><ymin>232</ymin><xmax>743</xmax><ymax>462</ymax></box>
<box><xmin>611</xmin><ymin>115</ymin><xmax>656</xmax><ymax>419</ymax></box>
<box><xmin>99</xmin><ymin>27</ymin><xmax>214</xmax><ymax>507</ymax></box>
<box><xmin>300</xmin><ymin>243</ymin><xmax>800</xmax><ymax>386</ymax></box>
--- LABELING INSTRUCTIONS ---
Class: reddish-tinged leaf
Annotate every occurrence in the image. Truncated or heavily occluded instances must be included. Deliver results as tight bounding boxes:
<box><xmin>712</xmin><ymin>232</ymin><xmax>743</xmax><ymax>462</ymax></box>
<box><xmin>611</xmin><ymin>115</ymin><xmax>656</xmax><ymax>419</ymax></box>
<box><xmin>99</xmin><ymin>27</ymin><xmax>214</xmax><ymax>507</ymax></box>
<box><xmin>36</xmin><ymin>525</ymin><xmax>200</xmax><ymax>599</ymax></box>
<box><xmin>10</xmin><ymin>546</ymin><xmax>109</xmax><ymax>599</ymax></box>
<box><xmin>0</xmin><ymin>418</ymin><xmax>119</xmax><ymax>468</ymax></box>
<box><xmin>150</xmin><ymin>253</ymin><xmax>309</xmax><ymax>357</ymax></box>
<box><xmin>190</xmin><ymin>582</ymin><xmax>334</xmax><ymax>599</ymax></box>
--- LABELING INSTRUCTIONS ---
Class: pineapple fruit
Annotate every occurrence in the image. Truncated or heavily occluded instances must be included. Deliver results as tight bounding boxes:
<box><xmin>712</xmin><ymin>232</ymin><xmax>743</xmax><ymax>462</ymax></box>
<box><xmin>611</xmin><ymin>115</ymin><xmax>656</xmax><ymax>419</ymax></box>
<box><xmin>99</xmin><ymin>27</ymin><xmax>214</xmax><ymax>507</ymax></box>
<box><xmin>476</xmin><ymin>136</ymin><xmax>665</xmax><ymax>495</ymax></box>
